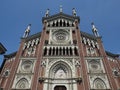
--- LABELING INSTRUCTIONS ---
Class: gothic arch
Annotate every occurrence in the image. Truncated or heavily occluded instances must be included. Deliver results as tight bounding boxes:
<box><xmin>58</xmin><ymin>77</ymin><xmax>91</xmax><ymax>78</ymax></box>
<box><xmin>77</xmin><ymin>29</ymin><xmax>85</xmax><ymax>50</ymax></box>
<box><xmin>44</xmin><ymin>59</ymin><xmax>77</xmax><ymax>90</ymax></box>
<box><xmin>49</xmin><ymin>61</ymin><xmax>72</xmax><ymax>78</ymax></box>
<box><xmin>15</xmin><ymin>78</ymin><xmax>29</xmax><ymax>89</ymax></box>
<box><xmin>93</xmin><ymin>78</ymin><xmax>107</xmax><ymax>89</ymax></box>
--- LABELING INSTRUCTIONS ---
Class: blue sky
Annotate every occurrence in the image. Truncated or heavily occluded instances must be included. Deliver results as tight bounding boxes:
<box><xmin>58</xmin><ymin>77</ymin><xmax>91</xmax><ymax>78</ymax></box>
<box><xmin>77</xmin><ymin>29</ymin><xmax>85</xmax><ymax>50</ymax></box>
<box><xmin>0</xmin><ymin>0</ymin><xmax>120</xmax><ymax>65</ymax></box>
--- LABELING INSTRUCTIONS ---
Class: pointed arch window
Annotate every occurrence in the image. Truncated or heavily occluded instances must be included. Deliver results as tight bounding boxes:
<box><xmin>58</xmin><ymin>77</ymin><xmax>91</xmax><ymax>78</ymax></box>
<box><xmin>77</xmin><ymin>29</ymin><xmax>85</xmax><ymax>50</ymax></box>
<box><xmin>16</xmin><ymin>78</ymin><xmax>29</xmax><ymax>89</ymax></box>
<box><xmin>93</xmin><ymin>78</ymin><xmax>107</xmax><ymax>89</ymax></box>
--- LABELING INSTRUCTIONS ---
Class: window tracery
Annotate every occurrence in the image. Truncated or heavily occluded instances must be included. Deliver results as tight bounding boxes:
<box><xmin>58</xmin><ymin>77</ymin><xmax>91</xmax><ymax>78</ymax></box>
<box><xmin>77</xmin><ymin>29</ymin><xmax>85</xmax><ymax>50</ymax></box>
<box><xmin>21</xmin><ymin>60</ymin><xmax>33</xmax><ymax>72</ymax></box>
<box><xmin>93</xmin><ymin>78</ymin><xmax>107</xmax><ymax>89</ymax></box>
<box><xmin>15</xmin><ymin>78</ymin><xmax>29</xmax><ymax>89</ymax></box>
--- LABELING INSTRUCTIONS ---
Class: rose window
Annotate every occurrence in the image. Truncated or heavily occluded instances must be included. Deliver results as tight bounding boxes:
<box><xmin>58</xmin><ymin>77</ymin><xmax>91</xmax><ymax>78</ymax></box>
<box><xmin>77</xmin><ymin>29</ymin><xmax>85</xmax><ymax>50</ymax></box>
<box><xmin>52</xmin><ymin>30</ymin><xmax>69</xmax><ymax>43</ymax></box>
<box><xmin>21</xmin><ymin>60</ymin><xmax>33</xmax><ymax>72</ymax></box>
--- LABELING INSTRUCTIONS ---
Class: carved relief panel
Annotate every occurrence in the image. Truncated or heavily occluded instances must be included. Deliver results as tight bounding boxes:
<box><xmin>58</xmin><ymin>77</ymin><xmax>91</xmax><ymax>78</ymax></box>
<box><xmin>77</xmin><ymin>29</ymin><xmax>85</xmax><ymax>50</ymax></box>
<box><xmin>49</xmin><ymin>29</ymin><xmax>71</xmax><ymax>45</ymax></box>
<box><xmin>17</xmin><ymin>58</ymin><xmax>35</xmax><ymax>73</ymax></box>
<box><xmin>86</xmin><ymin>58</ymin><xmax>105</xmax><ymax>73</ymax></box>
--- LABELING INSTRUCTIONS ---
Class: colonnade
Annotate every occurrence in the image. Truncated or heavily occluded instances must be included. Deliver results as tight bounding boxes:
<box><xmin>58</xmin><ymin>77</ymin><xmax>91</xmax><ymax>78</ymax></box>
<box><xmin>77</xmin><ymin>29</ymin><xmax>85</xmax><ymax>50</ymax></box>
<box><xmin>43</xmin><ymin>46</ymin><xmax>78</xmax><ymax>56</ymax></box>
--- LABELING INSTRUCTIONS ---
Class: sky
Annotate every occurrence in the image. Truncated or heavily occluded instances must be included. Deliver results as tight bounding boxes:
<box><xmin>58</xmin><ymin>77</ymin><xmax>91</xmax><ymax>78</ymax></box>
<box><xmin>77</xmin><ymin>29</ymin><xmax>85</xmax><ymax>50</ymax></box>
<box><xmin>0</xmin><ymin>0</ymin><xmax>120</xmax><ymax>66</ymax></box>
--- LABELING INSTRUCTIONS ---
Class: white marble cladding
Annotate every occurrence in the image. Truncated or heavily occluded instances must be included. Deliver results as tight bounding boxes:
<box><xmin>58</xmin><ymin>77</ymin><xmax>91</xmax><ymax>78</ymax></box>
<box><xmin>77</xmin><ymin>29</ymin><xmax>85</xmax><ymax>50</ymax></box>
<box><xmin>23</xmin><ymin>38</ymin><xmax>40</xmax><ymax>50</ymax></box>
<box><xmin>85</xmin><ymin>58</ymin><xmax>105</xmax><ymax>74</ymax></box>
<box><xmin>43</xmin><ymin>46</ymin><xmax>79</xmax><ymax>56</ymax></box>
<box><xmin>43</xmin><ymin>58</ymin><xmax>79</xmax><ymax>90</ymax></box>
<box><xmin>82</xmin><ymin>36</ymin><xmax>99</xmax><ymax>49</ymax></box>
<box><xmin>12</xmin><ymin>74</ymin><xmax>32</xmax><ymax>89</ymax></box>
<box><xmin>89</xmin><ymin>74</ymin><xmax>110</xmax><ymax>89</ymax></box>
<box><xmin>46</xmin><ymin>18</ymin><xmax>74</xmax><ymax>27</ymax></box>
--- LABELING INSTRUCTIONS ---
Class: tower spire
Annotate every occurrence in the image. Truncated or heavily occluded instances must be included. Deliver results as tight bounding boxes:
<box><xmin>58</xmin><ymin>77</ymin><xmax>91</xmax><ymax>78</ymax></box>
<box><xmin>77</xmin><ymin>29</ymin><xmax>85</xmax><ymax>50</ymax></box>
<box><xmin>23</xmin><ymin>24</ymin><xmax>31</xmax><ymax>38</ymax></box>
<box><xmin>91</xmin><ymin>22</ymin><xmax>99</xmax><ymax>37</ymax></box>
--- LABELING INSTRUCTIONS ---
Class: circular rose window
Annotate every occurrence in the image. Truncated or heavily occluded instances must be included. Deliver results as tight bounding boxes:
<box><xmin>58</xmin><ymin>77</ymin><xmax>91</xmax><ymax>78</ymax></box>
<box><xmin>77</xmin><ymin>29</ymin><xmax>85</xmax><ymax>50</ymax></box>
<box><xmin>21</xmin><ymin>60</ymin><xmax>33</xmax><ymax>72</ymax></box>
<box><xmin>89</xmin><ymin>60</ymin><xmax>100</xmax><ymax>71</ymax></box>
<box><xmin>52</xmin><ymin>30</ymin><xmax>69</xmax><ymax>43</ymax></box>
<box><xmin>91</xmin><ymin>64</ymin><xmax>99</xmax><ymax>70</ymax></box>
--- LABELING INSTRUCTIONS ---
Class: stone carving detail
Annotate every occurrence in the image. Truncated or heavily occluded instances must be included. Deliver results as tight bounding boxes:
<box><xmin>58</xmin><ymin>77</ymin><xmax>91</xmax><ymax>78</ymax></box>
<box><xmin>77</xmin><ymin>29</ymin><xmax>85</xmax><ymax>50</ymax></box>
<box><xmin>82</xmin><ymin>36</ymin><xmax>99</xmax><ymax>49</ymax></box>
<box><xmin>72</xmin><ymin>8</ymin><xmax>77</xmax><ymax>16</ymax></box>
<box><xmin>19</xmin><ymin>60</ymin><xmax>34</xmax><ymax>73</ymax></box>
<box><xmin>89</xmin><ymin>75</ymin><xmax>110</xmax><ymax>89</ymax></box>
<box><xmin>3</xmin><ymin>69</ymin><xmax>10</xmax><ymax>77</ymax></box>
<box><xmin>47</xmin><ymin>18</ymin><xmax>74</xmax><ymax>27</ymax></box>
<box><xmin>15</xmin><ymin>78</ymin><xmax>29</xmax><ymax>89</ymax></box>
<box><xmin>112</xmin><ymin>68</ymin><xmax>120</xmax><ymax>77</ymax></box>
<box><xmin>12</xmin><ymin>75</ymin><xmax>32</xmax><ymax>89</ymax></box>
<box><xmin>41</xmin><ymin>60</ymin><xmax>46</xmax><ymax>67</ymax></box>
<box><xmin>51</xmin><ymin>29</ymin><xmax>70</xmax><ymax>44</ymax></box>
<box><xmin>22</xmin><ymin>38</ymin><xmax>39</xmax><ymax>57</ymax></box>
<box><xmin>93</xmin><ymin>78</ymin><xmax>107</xmax><ymax>89</ymax></box>
<box><xmin>45</xmin><ymin>9</ymin><xmax>49</xmax><ymax>17</ymax></box>
<box><xmin>87</xmin><ymin>59</ymin><xmax>103</xmax><ymax>73</ymax></box>
<box><xmin>87</xmin><ymin>47</ymin><xmax>96</xmax><ymax>56</ymax></box>
<box><xmin>75</xmin><ymin>60</ymin><xmax>80</xmax><ymax>67</ymax></box>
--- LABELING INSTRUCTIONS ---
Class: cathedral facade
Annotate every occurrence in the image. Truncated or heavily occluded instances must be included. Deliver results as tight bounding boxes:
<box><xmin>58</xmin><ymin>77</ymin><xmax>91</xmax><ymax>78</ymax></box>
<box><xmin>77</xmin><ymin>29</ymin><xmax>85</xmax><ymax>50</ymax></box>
<box><xmin>0</xmin><ymin>9</ymin><xmax>120</xmax><ymax>90</ymax></box>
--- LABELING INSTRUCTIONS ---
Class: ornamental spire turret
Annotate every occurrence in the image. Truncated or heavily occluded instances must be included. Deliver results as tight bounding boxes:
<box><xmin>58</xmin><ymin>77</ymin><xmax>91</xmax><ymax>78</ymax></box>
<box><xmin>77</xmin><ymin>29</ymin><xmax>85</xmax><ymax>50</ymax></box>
<box><xmin>23</xmin><ymin>24</ymin><xmax>31</xmax><ymax>38</ymax></box>
<box><xmin>91</xmin><ymin>22</ymin><xmax>99</xmax><ymax>37</ymax></box>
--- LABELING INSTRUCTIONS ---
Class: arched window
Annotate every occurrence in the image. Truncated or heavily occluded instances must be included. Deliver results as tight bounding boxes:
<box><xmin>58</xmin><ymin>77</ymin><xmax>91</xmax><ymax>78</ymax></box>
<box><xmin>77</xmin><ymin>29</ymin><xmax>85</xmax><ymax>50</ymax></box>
<box><xmin>49</xmin><ymin>61</ymin><xmax>72</xmax><ymax>79</ymax></box>
<box><xmin>93</xmin><ymin>78</ymin><xmax>107</xmax><ymax>89</ymax></box>
<box><xmin>16</xmin><ymin>78</ymin><xmax>29</xmax><ymax>89</ymax></box>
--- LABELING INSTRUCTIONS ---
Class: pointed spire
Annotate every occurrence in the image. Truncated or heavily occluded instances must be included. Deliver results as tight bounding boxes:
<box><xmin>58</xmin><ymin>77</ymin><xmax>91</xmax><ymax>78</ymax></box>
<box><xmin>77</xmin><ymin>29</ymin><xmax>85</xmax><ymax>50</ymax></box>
<box><xmin>60</xmin><ymin>5</ymin><xmax>63</xmax><ymax>13</ymax></box>
<box><xmin>91</xmin><ymin>22</ymin><xmax>99</xmax><ymax>37</ymax></box>
<box><xmin>23</xmin><ymin>24</ymin><xmax>31</xmax><ymax>38</ymax></box>
<box><xmin>45</xmin><ymin>8</ymin><xmax>49</xmax><ymax>17</ymax></box>
<box><xmin>72</xmin><ymin>8</ymin><xmax>77</xmax><ymax>16</ymax></box>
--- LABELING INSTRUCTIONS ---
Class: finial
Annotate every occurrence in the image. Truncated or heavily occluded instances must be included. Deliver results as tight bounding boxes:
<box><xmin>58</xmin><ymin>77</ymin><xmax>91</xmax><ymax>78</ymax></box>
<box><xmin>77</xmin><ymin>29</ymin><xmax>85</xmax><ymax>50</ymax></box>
<box><xmin>91</xmin><ymin>22</ymin><xmax>99</xmax><ymax>37</ymax></box>
<box><xmin>72</xmin><ymin>8</ymin><xmax>77</xmax><ymax>16</ymax></box>
<box><xmin>23</xmin><ymin>24</ymin><xmax>31</xmax><ymax>38</ymax></box>
<box><xmin>60</xmin><ymin>5</ymin><xmax>63</xmax><ymax>13</ymax></box>
<box><xmin>45</xmin><ymin>8</ymin><xmax>49</xmax><ymax>17</ymax></box>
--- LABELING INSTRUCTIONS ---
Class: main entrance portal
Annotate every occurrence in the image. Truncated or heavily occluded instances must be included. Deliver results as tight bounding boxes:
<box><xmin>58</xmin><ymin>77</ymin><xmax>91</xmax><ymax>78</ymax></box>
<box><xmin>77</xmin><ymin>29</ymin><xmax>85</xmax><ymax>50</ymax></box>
<box><xmin>54</xmin><ymin>86</ymin><xmax>66</xmax><ymax>90</ymax></box>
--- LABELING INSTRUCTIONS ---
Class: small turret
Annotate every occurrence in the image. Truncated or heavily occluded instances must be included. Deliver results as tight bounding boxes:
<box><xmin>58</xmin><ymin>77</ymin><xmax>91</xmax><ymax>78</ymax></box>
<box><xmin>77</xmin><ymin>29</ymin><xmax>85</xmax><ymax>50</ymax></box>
<box><xmin>91</xmin><ymin>22</ymin><xmax>99</xmax><ymax>37</ymax></box>
<box><xmin>23</xmin><ymin>24</ymin><xmax>31</xmax><ymax>38</ymax></box>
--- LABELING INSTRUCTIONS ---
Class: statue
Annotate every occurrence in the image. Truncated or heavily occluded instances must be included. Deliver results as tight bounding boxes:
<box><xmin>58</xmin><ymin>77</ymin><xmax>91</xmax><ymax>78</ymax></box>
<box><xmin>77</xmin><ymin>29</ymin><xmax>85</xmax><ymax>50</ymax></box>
<box><xmin>23</xmin><ymin>24</ymin><xmax>31</xmax><ymax>38</ymax></box>
<box><xmin>72</xmin><ymin>8</ymin><xmax>77</xmax><ymax>16</ymax></box>
<box><xmin>60</xmin><ymin>5</ymin><xmax>63</xmax><ymax>13</ymax></box>
<box><xmin>45</xmin><ymin>9</ymin><xmax>49</xmax><ymax>17</ymax></box>
<box><xmin>91</xmin><ymin>22</ymin><xmax>99</xmax><ymax>37</ymax></box>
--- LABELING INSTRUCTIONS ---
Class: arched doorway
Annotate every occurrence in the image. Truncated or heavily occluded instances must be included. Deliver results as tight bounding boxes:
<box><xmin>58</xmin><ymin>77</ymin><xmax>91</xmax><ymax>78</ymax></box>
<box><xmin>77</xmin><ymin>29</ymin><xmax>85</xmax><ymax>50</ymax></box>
<box><xmin>54</xmin><ymin>86</ymin><xmax>66</xmax><ymax>90</ymax></box>
<box><xmin>43</xmin><ymin>60</ymin><xmax>77</xmax><ymax>90</ymax></box>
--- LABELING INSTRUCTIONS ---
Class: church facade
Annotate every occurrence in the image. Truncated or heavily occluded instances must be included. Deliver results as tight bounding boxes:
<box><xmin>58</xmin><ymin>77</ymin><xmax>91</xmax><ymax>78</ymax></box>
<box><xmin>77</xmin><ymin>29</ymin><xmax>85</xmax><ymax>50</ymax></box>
<box><xmin>0</xmin><ymin>9</ymin><xmax>120</xmax><ymax>90</ymax></box>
